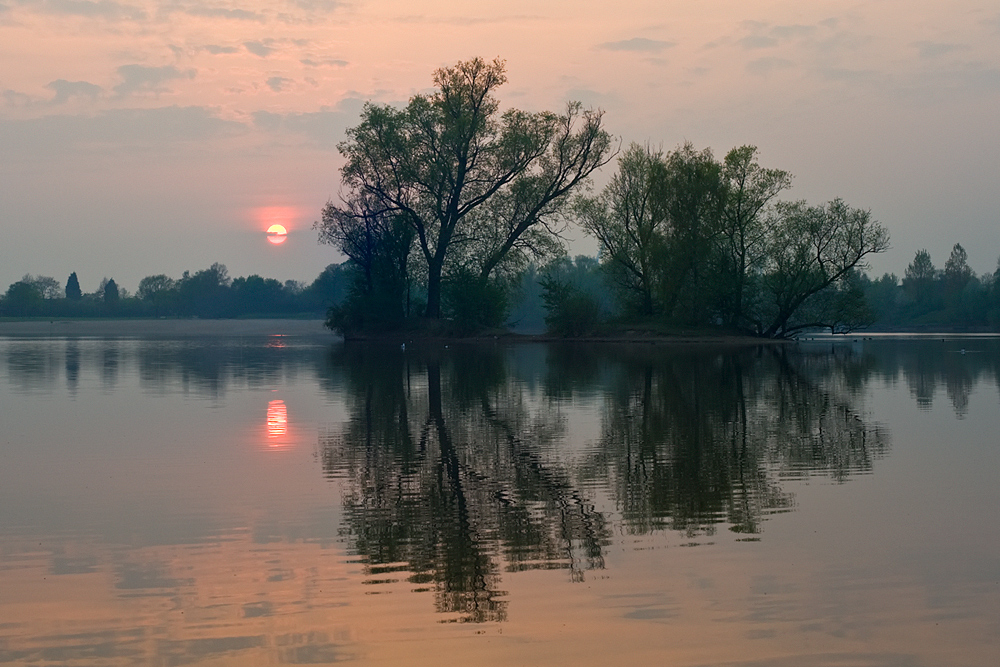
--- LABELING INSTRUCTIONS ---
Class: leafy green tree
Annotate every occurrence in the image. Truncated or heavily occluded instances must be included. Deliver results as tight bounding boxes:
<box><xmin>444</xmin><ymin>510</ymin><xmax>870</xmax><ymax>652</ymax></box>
<box><xmin>325</xmin><ymin>57</ymin><xmax>614</xmax><ymax>320</ymax></box>
<box><xmin>318</xmin><ymin>198</ymin><xmax>415</xmax><ymax>331</ymax></box>
<box><xmin>756</xmin><ymin>199</ymin><xmax>889</xmax><ymax>337</ymax></box>
<box><xmin>902</xmin><ymin>248</ymin><xmax>940</xmax><ymax>318</ymax></box>
<box><xmin>904</xmin><ymin>249</ymin><xmax>936</xmax><ymax>294</ymax></box>
<box><xmin>65</xmin><ymin>272</ymin><xmax>82</xmax><ymax>300</ymax></box>
<box><xmin>577</xmin><ymin>143</ymin><xmax>667</xmax><ymax>317</ymax></box>
<box><xmin>538</xmin><ymin>256</ymin><xmax>607</xmax><ymax>336</ymax></box>
<box><xmin>943</xmin><ymin>243</ymin><xmax>973</xmax><ymax>294</ymax></box>
<box><xmin>862</xmin><ymin>272</ymin><xmax>903</xmax><ymax>325</ymax></box>
<box><xmin>717</xmin><ymin>146</ymin><xmax>792</xmax><ymax>328</ymax></box>
<box><xmin>649</xmin><ymin>142</ymin><xmax>727</xmax><ymax>323</ymax></box>
<box><xmin>443</xmin><ymin>268</ymin><xmax>509</xmax><ymax>332</ymax></box>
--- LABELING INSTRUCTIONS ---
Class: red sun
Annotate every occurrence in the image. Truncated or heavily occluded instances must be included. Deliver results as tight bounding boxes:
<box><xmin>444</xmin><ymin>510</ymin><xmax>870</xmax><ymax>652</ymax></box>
<box><xmin>266</xmin><ymin>224</ymin><xmax>288</xmax><ymax>245</ymax></box>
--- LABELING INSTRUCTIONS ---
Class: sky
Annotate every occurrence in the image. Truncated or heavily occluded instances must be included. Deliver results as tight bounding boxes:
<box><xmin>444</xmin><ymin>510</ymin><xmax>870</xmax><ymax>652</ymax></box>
<box><xmin>2</xmin><ymin>0</ymin><xmax>999</xmax><ymax>293</ymax></box>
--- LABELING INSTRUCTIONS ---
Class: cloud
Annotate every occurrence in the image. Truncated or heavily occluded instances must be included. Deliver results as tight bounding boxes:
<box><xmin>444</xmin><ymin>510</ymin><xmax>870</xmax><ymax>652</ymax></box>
<box><xmin>2</xmin><ymin>89</ymin><xmax>34</xmax><ymax>107</ymax></box>
<box><xmin>563</xmin><ymin>87</ymin><xmax>618</xmax><ymax>109</ymax></box>
<box><xmin>770</xmin><ymin>24</ymin><xmax>816</xmax><ymax>39</ymax></box>
<box><xmin>746</xmin><ymin>58</ymin><xmax>794</xmax><ymax>76</ymax></box>
<box><xmin>113</xmin><ymin>64</ymin><xmax>195</xmax><ymax>96</ymax></box>
<box><xmin>184</xmin><ymin>6</ymin><xmax>264</xmax><ymax>21</ymax></box>
<box><xmin>598</xmin><ymin>37</ymin><xmax>674</xmax><ymax>53</ymax></box>
<box><xmin>203</xmin><ymin>44</ymin><xmax>239</xmax><ymax>55</ymax></box>
<box><xmin>0</xmin><ymin>106</ymin><xmax>246</xmax><ymax>156</ymax></box>
<box><xmin>46</xmin><ymin>79</ymin><xmax>102</xmax><ymax>103</ymax></box>
<box><xmin>914</xmin><ymin>41</ymin><xmax>966</xmax><ymax>59</ymax></box>
<box><xmin>739</xmin><ymin>35</ymin><xmax>778</xmax><ymax>49</ymax></box>
<box><xmin>289</xmin><ymin>0</ymin><xmax>341</xmax><ymax>10</ymax></box>
<box><xmin>22</xmin><ymin>0</ymin><xmax>146</xmax><ymax>21</ymax></box>
<box><xmin>394</xmin><ymin>14</ymin><xmax>541</xmax><ymax>26</ymax></box>
<box><xmin>266</xmin><ymin>76</ymin><xmax>292</xmax><ymax>92</ymax></box>
<box><xmin>244</xmin><ymin>41</ymin><xmax>274</xmax><ymax>57</ymax></box>
<box><xmin>300</xmin><ymin>58</ymin><xmax>348</xmax><ymax>68</ymax></box>
<box><xmin>251</xmin><ymin>98</ymin><xmax>364</xmax><ymax>147</ymax></box>
<box><xmin>739</xmin><ymin>22</ymin><xmax>820</xmax><ymax>49</ymax></box>
<box><xmin>817</xmin><ymin>67</ymin><xmax>881</xmax><ymax>85</ymax></box>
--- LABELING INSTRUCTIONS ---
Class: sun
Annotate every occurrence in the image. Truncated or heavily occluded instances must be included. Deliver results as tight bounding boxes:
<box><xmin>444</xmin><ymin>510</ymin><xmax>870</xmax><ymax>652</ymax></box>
<box><xmin>266</xmin><ymin>224</ymin><xmax>288</xmax><ymax>245</ymax></box>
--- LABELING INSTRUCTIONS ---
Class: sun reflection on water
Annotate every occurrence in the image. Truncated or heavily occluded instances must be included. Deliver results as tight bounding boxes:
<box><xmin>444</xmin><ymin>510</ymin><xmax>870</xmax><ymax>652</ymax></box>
<box><xmin>266</xmin><ymin>400</ymin><xmax>289</xmax><ymax>447</ymax></box>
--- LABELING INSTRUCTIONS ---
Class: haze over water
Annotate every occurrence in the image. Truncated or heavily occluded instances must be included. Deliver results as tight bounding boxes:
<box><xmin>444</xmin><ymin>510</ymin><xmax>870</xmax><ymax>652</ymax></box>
<box><xmin>1</xmin><ymin>334</ymin><xmax>998</xmax><ymax>665</ymax></box>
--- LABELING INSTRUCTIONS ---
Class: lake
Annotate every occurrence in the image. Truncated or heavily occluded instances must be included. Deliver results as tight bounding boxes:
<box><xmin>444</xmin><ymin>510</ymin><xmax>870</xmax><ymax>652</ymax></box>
<box><xmin>1</xmin><ymin>331</ymin><xmax>998</xmax><ymax>666</ymax></box>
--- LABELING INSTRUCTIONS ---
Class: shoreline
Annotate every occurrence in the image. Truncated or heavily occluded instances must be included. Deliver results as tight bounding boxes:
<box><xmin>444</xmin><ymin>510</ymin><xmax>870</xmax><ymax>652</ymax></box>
<box><xmin>0</xmin><ymin>318</ymin><xmax>335</xmax><ymax>338</ymax></box>
<box><xmin>0</xmin><ymin>318</ymin><xmax>786</xmax><ymax>346</ymax></box>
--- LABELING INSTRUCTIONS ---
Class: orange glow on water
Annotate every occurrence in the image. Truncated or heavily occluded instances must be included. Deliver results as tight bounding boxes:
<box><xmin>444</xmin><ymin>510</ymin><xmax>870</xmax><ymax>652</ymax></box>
<box><xmin>267</xmin><ymin>400</ymin><xmax>288</xmax><ymax>440</ymax></box>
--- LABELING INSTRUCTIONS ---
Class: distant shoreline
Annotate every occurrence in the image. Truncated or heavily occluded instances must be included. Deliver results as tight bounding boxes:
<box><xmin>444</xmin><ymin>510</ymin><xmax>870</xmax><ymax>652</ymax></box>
<box><xmin>0</xmin><ymin>318</ymin><xmax>335</xmax><ymax>338</ymax></box>
<box><xmin>9</xmin><ymin>319</ymin><xmax>988</xmax><ymax>345</ymax></box>
<box><xmin>0</xmin><ymin>318</ymin><xmax>785</xmax><ymax>345</ymax></box>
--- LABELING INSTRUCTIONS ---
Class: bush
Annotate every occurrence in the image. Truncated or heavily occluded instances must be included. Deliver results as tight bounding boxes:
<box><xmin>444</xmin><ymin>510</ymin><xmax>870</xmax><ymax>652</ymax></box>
<box><xmin>539</xmin><ymin>275</ymin><xmax>602</xmax><ymax>336</ymax></box>
<box><xmin>443</xmin><ymin>269</ymin><xmax>508</xmax><ymax>333</ymax></box>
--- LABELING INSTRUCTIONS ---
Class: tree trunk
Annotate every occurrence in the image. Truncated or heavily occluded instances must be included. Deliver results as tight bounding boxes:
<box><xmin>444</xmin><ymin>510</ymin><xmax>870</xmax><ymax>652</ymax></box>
<box><xmin>425</xmin><ymin>257</ymin><xmax>444</xmax><ymax>318</ymax></box>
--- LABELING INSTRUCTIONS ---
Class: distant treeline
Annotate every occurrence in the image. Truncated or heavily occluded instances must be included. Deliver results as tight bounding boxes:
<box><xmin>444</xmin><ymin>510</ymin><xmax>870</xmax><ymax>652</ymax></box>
<box><xmin>862</xmin><ymin>244</ymin><xmax>1000</xmax><ymax>330</ymax></box>
<box><xmin>0</xmin><ymin>263</ymin><xmax>349</xmax><ymax>319</ymax></box>
<box><xmin>509</xmin><ymin>244</ymin><xmax>1000</xmax><ymax>335</ymax></box>
<box><xmin>4</xmin><ymin>247</ymin><xmax>999</xmax><ymax>333</ymax></box>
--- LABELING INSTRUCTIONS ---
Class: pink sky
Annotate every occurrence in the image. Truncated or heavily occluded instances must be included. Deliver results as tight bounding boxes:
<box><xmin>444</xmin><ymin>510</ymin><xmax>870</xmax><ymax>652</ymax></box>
<box><xmin>2</xmin><ymin>0</ymin><xmax>999</xmax><ymax>291</ymax></box>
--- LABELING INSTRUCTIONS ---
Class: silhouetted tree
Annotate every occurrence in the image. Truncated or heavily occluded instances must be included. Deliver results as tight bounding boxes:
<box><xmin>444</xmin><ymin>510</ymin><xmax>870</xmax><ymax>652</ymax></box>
<box><xmin>103</xmin><ymin>278</ymin><xmax>120</xmax><ymax>304</ymax></box>
<box><xmin>577</xmin><ymin>143</ymin><xmax>667</xmax><ymax>317</ymax></box>
<box><xmin>137</xmin><ymin>274</ymin><xmax>177</xmax><ymax>316</ymax></box>
<box><xmin>943</xmin><ymin>243</ymin><xmax>973</xmax><ymax>295</ymax></box>
<box><xmin>2</xmin><ymin>280</ymin><xmax>43</xmax><ymax>316</ymax></box>
<box><xmin>177</xmin><ymin>263</ymin><xmax>231</xmax><ymax>317</ymax></box>
<box><xmin>716</xmin><ymin>145</ymin><xmax>792</xmax><ymax>328</ymax></box>
<box><xmin>65</xmin><ymin>272</ymin><xmax>82</xmax><ymax>300</ymax></box>
<box><xmin>649</xmin><ymin>142</ymin><xmax>727</xmax><ymax>323</ymax></box>
<box><xmin>322</xmin><ymin>57</ymin><xmax>614</xmax><ymax>320</ymax></box>
<box><xmin>756</xmin><ymin>199</ymin><xmax>888</xmax><ymax>337</ymax></box>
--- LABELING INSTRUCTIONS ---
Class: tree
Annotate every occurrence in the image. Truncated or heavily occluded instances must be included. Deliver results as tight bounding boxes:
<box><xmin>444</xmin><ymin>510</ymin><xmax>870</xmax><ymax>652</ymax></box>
<box><xmin>304</xmin><ymin>263</ymin><xmax>350</xmax><ymax>312</ymax></box>
<box><xmin>903</xmin><ymin>249</ymin><xmax>937</xmax><ymax>306</ymax></box>
<box><xmin>323</xmin><ymin>57</ymin><xmax>614</xmax><ymax>320</ymax></box>
<box><xmin>103</xmin><ymin>278</ymin><xmax>120</xmax><ymax>304</ymax></box>
<box><xmin>231</xmin><ymin>275</ymin><xmax>289</xmax><ymax>313</ymax></box>
<box><xmin>943</xmin><ymin>243</ymin><xmax>973</xmax><ymax>294</ymax></box>
<box><xmin>318</xmin><ymin>197</ymin><xmax>416</xmax><ymax>330</ymax></box>
<box><xmin>2</xmin><ymin>280</ymin><xmax>43</xmax><ymax>316</ymax></box>
<box><xmin>717</xmin><ymin>146</ymin><xmax>792</xmax><ymax>328</ymax></box>
<box><xmin>577</xmin><ymin>143</ymin><xmax>666</xmax><ymax>316</ymax></box>
<box><xmin>648</xmin><ymin>142</ymin><xmax>726</xmax><ymax>323</ymax></box>
<box><xmin>756</xmin><ymin>199</ymin><xmax>889</xmax><ymax>337</ymax></box>
<box><xmin>177</xmin><ymin>263</ymin><xmax>231</xmax><ymax>317</ymax></box>
<box><xmin>66</xmin><ymin>272</ymin><xmax>82</xmax><ymax>300</ymax></box>
<box><xmin>538</xmin><ymin>257</ymin><xmax>606</xmax><ymax>336</ymax></box>
<box><xmin>22</xmin><ymin>275</ymin><xmax>62</xmax><ymax>299</ymax></box>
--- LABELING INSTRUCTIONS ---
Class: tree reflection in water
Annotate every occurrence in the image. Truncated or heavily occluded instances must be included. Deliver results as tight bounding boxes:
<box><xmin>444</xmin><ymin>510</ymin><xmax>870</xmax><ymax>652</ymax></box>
<box><xmin>319</xmin><ymin>342</ymin><xmax>889</xmax><ymax>622</ymax></box>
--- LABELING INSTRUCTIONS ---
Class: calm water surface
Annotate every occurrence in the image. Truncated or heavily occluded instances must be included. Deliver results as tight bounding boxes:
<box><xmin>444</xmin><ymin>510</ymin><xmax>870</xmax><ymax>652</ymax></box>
<box><xmin>1</xmin><ymin>334</ymin><xmax>998</xmax><ymax>666</ymax></box>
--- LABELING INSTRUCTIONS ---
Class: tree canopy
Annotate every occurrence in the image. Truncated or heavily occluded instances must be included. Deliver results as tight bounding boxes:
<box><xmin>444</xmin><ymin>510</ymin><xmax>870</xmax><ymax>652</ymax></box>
<box><xmin>317</xmin><ymin>57</ymin><xmax>615</xmax><ymax>323</ymax></box>
<box><xmin>577</xmin><ymin>144</ymin><xmax>888</xmax><ymax>337</ymax></box>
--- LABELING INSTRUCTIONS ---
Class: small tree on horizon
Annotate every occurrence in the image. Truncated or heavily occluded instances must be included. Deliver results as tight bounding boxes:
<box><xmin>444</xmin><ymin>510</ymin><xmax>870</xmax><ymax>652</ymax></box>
<box><xmin>66</xmin><ymin>272</ymin><xmax>82</xmax><ymax>300</ymax></box>
<box><xmin>103</xmin><ymin>278</ymin><xmax>120</xmax><ymax>304</ymax></box>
